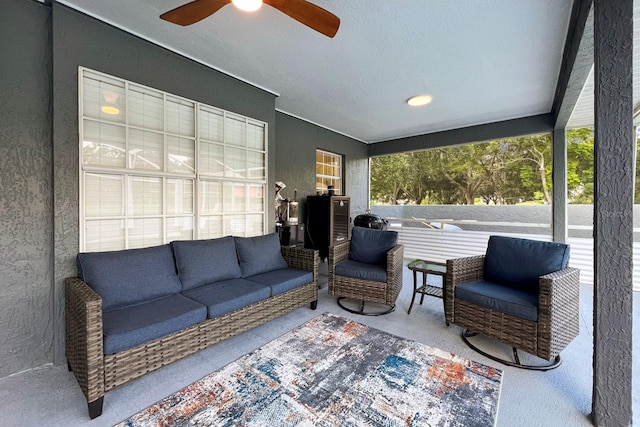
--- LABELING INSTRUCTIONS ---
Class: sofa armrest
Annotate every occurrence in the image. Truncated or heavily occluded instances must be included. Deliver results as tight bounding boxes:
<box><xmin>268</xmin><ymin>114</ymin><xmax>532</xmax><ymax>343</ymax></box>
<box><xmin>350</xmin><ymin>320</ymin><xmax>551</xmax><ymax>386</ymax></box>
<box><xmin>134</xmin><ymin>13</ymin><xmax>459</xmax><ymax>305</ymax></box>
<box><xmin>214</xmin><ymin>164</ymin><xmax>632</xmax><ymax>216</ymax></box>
<box><xmin>537</xmin><ymin>267</ymin><xmax>580</xmax><ymax>359</ymax></box>
<box><xmin>65</xmin><ymin>277</ymin><xmax>105</xmax><ymax>404</ymax></box>
<box><xmin>445</xmin><ymin>255</ymin><xmax>485</xmax><ymax>323</ymax></box>
<box><xmin>281</xmin><ymin>246</ymin><xmax>319</xmax><ymax>286</ymax></box>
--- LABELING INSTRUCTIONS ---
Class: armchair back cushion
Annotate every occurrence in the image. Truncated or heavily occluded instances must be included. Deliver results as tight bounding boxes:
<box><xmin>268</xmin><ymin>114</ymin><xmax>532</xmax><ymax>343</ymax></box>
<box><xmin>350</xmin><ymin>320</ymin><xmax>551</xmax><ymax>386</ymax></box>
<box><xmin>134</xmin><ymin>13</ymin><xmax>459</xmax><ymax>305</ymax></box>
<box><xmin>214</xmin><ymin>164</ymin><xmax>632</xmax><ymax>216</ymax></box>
<box><xmin>235</xmin><ymin>233</ymin><xmax>288</xmax><ymax>277</ymax></box>
<box><xmin>484</xmin><ymin>236</ymin><xmax>570</xmax><ymax>294</ymax></box>
<box><xmin>348</xmin><ymin>227</ymin><xmax>398</xmax><ymax>266</ymax></box>
<box><xmin>76</xmin><ymin>244</ymin><xmax>183</xmax><ymax>311</ymax></box>
<box><xmin>171</xmin><ymin>236</ymin><xmax>241</xmax><ymax>291</ymax></box>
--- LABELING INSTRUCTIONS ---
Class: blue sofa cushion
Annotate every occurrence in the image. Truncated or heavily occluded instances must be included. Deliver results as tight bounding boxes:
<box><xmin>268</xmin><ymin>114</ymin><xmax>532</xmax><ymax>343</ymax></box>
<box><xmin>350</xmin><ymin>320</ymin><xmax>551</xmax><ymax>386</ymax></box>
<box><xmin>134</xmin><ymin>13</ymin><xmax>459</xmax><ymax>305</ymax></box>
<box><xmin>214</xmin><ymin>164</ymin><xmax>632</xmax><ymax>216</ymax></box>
<box><xmin>484</xmin><ymin>235</ymin><xmax>570</xmax><ymax>294</ymax></box>
<box><xmin>171</xmin><ymin>236</ymin><xmax>241</xmax><ymax>291</ymax></box>
<box><xmin>182</xmin><ymin>278</ymin><xmax>271</xmax><ymax>318</ymax></box>
<box><xmin>455</xmin><ymin>281</ymin><xmax>539</xmax><ymax>321</ymax></box>
<box><xmin>102</xmin><ymin>294</ymin><xmax>207</xmax><ymax>354</ymax></box>
<box><xmin>348</xmin><ymin>227</ymin><xmax>398</xmax><ymax>266</ymax></box>
<box><xmin>245</xmin><ymin>268</ymin><xmax>314</xmax><ymax>296</ymax></box>
<box><xmin>235</xmin><ymin>233</ymin><xmax>288</xmax><ymax>277</ymax></box>
<box><xmin>335</xmin><ymin>259</ymin><xmax>387</xmax><ymax>283</ymax></box>
<box><xmin>76</xmin><ymin>244</ymin><xmax>183</xmax><ymax>311</ymax></box>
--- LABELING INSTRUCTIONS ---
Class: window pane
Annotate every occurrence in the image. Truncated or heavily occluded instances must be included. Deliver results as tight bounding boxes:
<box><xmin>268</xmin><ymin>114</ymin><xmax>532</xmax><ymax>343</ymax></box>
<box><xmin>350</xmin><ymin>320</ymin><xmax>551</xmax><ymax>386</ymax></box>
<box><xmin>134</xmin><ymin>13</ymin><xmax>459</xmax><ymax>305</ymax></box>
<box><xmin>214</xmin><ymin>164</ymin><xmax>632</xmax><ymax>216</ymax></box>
<box><xmin>246</xmin><ymin>214</ymin><xmax>263</xmax><ymax>236</ymax></box>
<box><xmin>224</xmin><ymin>114</ymin><xmax>246</xmax><ymax>147</ymax></box>
<box><xmin>82</xmin><ymin>120</ymin><xmax>126</xmax><ymax>168</ymax></box>
<box><xmin>200</xmin><ymin>180</ymin><xmax>223</xmax><ymax>214</ymax></box>
<box><xmin>200</xmin><ymin>141</ymin><xmax>224</xmax><ymax>176</ymax></box>
<box><xmin>247</xmin><ymin>151</ymin><xmax>265</xmax><ymax>180</ymax></box>
<box><xmin>224</xmin><ymin>182</ymin><xmax>246</xmax><ymax>213</ymax></box>
<box><xmin>128</xmin><ymin>86</ymin><xmax>163</xmax><ymax>131</ymax></box>
<box><xmin>84</xmin><ymin>173</ymin><xmax>123</xmax><ymax>217</ymax></box>
<box><xmin>199</xmin><ymin>215</ymin><xmax>223</xmax><ymax>239</ymax></box>
<box><xmin>247</xmin><ymin>122</ymin><xmax>264</xmax><ymax>150</ymax></box>
<box><xmin>82</xmin><ymin>71</ymin><xmax>125</xmax><ymax>123</ymax></box>
<box><xmin>128</xmin><ymin>218</ymin><xmax>163</xmax><ymax>248</ymax></box>
<box><xmin>226</xmin><ymin>215</ymin><xmax>246</xmax><ymax>236</ymax></box>
<box><xmin>130</xmin><ymin>176</ymin><xmax>162</xmax><ymax>216</ymax></box>
<box><xmin>199</xmin><ymin>108</ymin><xmax>223</xmax><ymax>142</ymax></box>
<box><xmin>166</xmin><ymin>96</ymin><xmax>195</xmax><ymax>137</ymax></box>
<box><xmin>167</xmin><ymin>179</ymin><xmax>194</xmax><ymax>215</ymax></box>
<box><xmin>129</xmin><ymin>129</ymin><xmax>163</xmax><ymax>171</ymax></box>
<box><xmin>167</xmin><ymin>216</ymin><xmax>193</xmax><ymax>241</ymax></box>
<box><xmin>85</xmin><ymin>219</ymin><xmax>125</xmax><ymax>252</ymax></box>
<box><xmin>248</xmin><ymin>185</ymin><xmax>264</xmax><ymax>212</ymax></box>
<box><xmin>167</xmin><ymin>136</ymin><xmax>195</xmax><ymax>174</ymax></box>
<box><xmin>225</xmin><ymin>146</ymin><xmax>246</xmax><ymax>178</ymax></box>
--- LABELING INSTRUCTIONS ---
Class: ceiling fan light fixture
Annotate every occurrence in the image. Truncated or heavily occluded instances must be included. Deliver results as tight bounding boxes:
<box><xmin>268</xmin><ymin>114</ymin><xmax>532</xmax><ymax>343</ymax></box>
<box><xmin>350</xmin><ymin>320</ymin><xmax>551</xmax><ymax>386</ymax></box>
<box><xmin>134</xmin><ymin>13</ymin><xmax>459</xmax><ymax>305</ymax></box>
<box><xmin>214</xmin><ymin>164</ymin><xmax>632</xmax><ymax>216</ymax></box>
<box><xmin>232</xmin><ymin>0</ymin><xmax>263</xmax><ymax>12</ymax></box>
<box><xmin>407</xmin><ymin>95</ymin><xmax>433</xmax><ymax>107</ymax></box>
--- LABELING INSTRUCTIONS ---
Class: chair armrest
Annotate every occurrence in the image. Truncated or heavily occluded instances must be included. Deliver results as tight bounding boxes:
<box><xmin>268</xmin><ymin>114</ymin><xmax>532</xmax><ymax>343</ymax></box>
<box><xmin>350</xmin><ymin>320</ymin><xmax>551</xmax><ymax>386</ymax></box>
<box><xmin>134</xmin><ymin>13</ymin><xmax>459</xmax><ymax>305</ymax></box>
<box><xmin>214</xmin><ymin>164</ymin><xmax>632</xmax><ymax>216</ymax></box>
<box><xmin>386</xmin><ymin>244</ymin><xmax>404</xmax><ymax>278</ymax></box>
<box><xmin>281</xmin><ymin>246</ymin><xmax>319</xmax><ymax>286</ymax></box>
<box><xmin>445</xmin><ymin>255</ymin><xmax>485</xmax><ymax>323</ymax></box>
<box><xmin>328</xmin><ymin>241</ymin><xmax>350</xmax><ymax>270</ymax></box>
<box><xmin>65</xmin><ymin>277</ymin><xmax>105</xmax><ymax>403</ymax></box>
<box><xmin>537</xmin><ymin>267</ymin><xmax>581</xmax><ymax>359</ymax></box>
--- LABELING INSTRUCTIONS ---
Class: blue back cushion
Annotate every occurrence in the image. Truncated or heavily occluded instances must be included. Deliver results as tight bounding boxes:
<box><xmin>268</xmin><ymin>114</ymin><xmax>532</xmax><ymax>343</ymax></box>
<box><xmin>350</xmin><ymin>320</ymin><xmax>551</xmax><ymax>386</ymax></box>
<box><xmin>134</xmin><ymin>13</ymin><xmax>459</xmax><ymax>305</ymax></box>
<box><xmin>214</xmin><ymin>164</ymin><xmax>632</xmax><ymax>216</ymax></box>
<box><xmin>171</xmin><ymin>236</ymin><xmax>241</xmax><ymax>291</ymax></box>
<box><xmin>348</xmin><ymin>227</ymin><xmax>398</xmax><ymax>266</ymax></box>
<box><xmin>484</xmin><ymin>235</ymin><xmax>570</xmax><ymax>293</ymax></box>
<box><xmin>235</xmin><ymin>233</ymin><xmax>288</xmax><ymax>277</ymax></box>
<box><xmin>76</xmin><ymin>244</ymin><xmax>182</xmax><ymax>311</ymax></box>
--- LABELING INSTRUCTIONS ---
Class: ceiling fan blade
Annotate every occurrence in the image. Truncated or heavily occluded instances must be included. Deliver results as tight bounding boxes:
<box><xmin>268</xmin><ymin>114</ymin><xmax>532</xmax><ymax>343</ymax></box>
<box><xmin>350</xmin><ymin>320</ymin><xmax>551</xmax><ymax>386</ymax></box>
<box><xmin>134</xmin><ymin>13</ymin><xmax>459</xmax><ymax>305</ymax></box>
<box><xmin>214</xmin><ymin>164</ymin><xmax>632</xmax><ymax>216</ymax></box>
<box><xmin>263</xmin><ymin>0</ymin><xmax>340</xmax><ymax>38</ymax></box>
<box><xmin>160</xmin><ymin>0</ymin><xmax>231</xmax><ymax>26</ymax></box>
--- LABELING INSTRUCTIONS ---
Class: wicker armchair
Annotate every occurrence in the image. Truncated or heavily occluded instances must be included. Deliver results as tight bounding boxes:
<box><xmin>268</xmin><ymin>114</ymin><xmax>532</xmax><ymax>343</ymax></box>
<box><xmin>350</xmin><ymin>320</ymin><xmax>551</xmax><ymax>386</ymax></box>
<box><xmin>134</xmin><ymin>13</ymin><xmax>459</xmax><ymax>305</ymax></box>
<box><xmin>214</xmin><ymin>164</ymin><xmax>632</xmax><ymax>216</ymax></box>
<box><xmin>445</xmin><ymin>235</ymin><xmax>580</xmax><ymax>370</ymax></box>
<box><xmin>328</xmin><ymin>227</ymin><xmax>404</xmax><ymax>315</ymax></box>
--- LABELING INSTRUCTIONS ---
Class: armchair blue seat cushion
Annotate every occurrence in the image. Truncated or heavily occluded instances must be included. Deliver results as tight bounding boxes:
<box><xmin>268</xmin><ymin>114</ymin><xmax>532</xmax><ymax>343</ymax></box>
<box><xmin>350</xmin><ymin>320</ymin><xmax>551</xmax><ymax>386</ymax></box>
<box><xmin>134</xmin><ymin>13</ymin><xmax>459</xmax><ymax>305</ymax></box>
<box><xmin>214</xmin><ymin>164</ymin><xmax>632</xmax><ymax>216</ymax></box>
<box><xmin>348</xmin><ymin>227</ymin><xmax>398</xmax><ymax>266</ymax></box>
<box><xmin>181</xmin><ymin>278</ymin><xmax>271</xmax><ymax>318</ymax></box>
<box><xmin>171</xmin><ymin>236</ymin><xmax>241</xmax><ymax>291</ymax></box>
<box><xmin>484</xmin><ymin>236</ymin><xmax>570</xmax><ymax>294</ymax></box>
<box><xmin>235</xmin><ymin>233</ymin><xmax>288</xmax><ymax>277</ymax></box>
<box><xmin>455</xmin><ymin>281</ymin><xmax>539</xmax><ymax>321</ymax></box>
<box><xmin>335</xmin><ymin>259</ymin><xmax>387</xmax><ymax>283</ymax></box>
<box><xmin>102</xmin><ymin>294</ymin><xmax>207</xmax><ymax>354</ymax></box>
<box><xmin>76</xmin><ymin>244</ymin><xmax>183</xmax><ymax>311</ymax></box>
<box><xmin>245</xmin><ymin>268</ymin><xmax>314</xmax><ymax>296</ymax></box>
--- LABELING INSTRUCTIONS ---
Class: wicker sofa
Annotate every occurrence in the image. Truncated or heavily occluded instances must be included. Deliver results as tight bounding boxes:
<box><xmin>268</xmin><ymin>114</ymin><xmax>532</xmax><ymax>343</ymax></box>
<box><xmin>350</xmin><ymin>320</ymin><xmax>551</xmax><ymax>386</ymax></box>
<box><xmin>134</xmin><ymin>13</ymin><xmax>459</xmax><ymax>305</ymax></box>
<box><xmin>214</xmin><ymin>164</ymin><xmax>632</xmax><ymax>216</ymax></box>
<box><xmin>65</xmin><ymin>233</ymin><xmax>318</xmax><ymax>419</ymax></box>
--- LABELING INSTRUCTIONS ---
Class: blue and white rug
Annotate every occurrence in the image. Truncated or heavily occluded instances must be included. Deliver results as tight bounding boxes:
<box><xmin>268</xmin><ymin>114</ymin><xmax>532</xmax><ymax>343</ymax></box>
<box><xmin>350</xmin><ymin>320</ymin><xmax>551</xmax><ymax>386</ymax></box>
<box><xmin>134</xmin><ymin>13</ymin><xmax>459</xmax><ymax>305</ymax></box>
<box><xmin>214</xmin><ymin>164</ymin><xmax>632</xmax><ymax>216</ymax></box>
<box><xmin>116</xmin><ymin>313</ymin><xmax>502</xmax><ymax>426</ymax></box>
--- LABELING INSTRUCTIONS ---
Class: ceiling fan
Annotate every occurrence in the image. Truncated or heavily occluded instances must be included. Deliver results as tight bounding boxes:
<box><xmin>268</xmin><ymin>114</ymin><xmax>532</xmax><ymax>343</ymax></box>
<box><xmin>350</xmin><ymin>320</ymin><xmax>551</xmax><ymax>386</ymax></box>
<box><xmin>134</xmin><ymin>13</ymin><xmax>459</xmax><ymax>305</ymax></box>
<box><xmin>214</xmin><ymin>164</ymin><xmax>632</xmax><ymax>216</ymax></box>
<box><xmin>160</xmin><ymin>0</ymin><xmax>340</xmax><ymax>38</ymax></box>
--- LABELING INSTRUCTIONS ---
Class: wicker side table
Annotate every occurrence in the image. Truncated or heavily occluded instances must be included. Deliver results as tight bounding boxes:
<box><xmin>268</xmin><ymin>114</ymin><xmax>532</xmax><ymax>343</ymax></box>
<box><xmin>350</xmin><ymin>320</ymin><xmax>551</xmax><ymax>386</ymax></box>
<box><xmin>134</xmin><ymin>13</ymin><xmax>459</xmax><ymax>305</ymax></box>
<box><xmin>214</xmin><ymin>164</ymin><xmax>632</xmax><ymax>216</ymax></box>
<box><xmin>407</xmin><ymin>259</ymin><xmax>447</xmax><ymax>315</ymax></box>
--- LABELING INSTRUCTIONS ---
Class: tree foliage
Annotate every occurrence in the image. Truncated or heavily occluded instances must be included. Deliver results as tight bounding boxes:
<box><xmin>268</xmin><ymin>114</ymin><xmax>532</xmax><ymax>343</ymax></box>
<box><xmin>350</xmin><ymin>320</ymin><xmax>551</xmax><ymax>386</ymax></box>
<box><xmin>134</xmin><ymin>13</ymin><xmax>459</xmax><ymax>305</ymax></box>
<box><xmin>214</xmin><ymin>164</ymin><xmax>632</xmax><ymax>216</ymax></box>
<box><xmin>370</xmin><ymin>129</ymin><xmax>602</xmax><ymax>205</ymax></box>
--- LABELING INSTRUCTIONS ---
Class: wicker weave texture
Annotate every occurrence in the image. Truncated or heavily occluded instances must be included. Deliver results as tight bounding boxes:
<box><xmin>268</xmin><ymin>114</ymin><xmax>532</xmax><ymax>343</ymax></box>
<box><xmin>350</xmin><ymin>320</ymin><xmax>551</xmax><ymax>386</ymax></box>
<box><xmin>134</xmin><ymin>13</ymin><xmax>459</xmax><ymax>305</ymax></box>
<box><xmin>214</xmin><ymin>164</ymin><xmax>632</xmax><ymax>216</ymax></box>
<box><xmin>445</xmin><ymin>255</ymin><xmax>580</xmax><ymax>361</ymax></box>
<box><xmin>328</xmin><ymin>241</ymin><xmax>404</xmax><ymax>306</ymax></box>
<box><xmin>65</xmin><ymin>247</ymin><xmax>319</xmax><ymax>413</ymax></box>
<box><xmin>65</xmin><ymin>277</ymin><xmax>105</xmax><ymax>404</ymax></box>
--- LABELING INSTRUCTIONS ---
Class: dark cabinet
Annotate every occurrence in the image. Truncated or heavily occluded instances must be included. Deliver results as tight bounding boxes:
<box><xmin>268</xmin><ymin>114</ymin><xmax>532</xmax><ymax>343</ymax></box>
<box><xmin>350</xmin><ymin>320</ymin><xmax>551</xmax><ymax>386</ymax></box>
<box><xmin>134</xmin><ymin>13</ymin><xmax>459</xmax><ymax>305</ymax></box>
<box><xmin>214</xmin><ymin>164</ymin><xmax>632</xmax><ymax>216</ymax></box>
<box><xmin>305</xmin><ymin>196</ymin><xmax>350</xmax><ymax>260</ymax></box>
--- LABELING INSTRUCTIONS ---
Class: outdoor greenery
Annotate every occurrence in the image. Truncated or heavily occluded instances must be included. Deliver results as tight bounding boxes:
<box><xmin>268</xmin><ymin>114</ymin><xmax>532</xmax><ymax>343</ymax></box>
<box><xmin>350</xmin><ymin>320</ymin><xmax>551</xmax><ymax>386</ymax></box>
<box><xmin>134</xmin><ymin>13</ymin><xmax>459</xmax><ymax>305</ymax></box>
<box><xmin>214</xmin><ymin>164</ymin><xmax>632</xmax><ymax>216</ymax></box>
<box><xmin>370</xmin><ymin>128</ymin><xmax>613</xmax><ymax>205</ymax></box>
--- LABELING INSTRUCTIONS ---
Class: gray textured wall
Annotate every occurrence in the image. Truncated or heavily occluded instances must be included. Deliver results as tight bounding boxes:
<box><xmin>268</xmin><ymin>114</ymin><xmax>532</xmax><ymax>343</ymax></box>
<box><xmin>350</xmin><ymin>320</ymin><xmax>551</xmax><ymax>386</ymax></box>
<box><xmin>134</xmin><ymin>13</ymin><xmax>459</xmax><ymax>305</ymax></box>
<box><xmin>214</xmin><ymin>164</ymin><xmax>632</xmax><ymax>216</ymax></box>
<box><xmin>0</xmin><ymin>0</ymin><xmax>53</xmax><ymax>378</ymax></box>
<box><xmin>274</xmin><ymin>112</ymin><xmax>369</xmax><ymax>226</ymax></box>
<box><xmin>51</xmin><ymin>4</ymin><xmax>277</xmax><ymax>365</ymax></box>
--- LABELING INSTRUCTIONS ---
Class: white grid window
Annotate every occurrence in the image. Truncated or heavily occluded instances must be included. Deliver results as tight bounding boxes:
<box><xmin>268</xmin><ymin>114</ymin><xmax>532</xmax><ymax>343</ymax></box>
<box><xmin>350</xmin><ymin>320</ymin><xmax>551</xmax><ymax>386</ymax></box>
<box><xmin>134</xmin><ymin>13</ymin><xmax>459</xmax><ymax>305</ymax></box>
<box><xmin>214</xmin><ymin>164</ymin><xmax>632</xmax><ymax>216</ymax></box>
<box><xmin>316</xmin><ymin>149</ymin><xmax>343</xmax><ymax>195</ymax></box>
<box><xmin>79</xmin><ymin>68</ymin><xmax>267</xmax><ymax>251</ymax></box>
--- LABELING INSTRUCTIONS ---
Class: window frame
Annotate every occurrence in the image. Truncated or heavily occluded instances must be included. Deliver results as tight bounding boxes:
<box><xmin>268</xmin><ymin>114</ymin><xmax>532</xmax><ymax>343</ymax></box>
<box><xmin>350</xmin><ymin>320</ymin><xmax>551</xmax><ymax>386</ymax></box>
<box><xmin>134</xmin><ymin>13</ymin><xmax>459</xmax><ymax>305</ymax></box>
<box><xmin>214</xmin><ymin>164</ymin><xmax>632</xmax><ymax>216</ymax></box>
<box><xmin>78</xmin><ymin>67</ymin><xmax>267</xmax><ymax>252</ymax></box>
<box><xmin>315</xmin><ymin>149</ymin><xmax>343</xmax><ymax>195</ymax></box>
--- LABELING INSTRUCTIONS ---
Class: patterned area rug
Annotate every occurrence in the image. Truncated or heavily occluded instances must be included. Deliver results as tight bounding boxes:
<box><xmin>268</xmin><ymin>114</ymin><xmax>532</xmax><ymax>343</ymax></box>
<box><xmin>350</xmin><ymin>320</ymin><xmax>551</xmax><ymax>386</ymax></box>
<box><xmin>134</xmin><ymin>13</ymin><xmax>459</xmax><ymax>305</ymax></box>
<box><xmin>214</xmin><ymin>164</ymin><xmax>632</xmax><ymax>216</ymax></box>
<box><xmin>116</xmin><ymin>313</ymin><xmax>502</xmax><ymax>426</ymax></box>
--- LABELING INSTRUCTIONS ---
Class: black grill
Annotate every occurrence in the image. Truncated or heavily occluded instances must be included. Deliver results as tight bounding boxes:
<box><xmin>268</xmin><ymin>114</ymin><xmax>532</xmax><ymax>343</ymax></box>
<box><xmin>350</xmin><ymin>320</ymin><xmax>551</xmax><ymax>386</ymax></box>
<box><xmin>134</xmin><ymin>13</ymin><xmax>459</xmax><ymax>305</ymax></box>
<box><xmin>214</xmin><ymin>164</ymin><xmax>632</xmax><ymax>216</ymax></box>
<box><xmin>354</xmin><ymin>213</ymin><xmax>387</xmax><ymax>230</ymax></box>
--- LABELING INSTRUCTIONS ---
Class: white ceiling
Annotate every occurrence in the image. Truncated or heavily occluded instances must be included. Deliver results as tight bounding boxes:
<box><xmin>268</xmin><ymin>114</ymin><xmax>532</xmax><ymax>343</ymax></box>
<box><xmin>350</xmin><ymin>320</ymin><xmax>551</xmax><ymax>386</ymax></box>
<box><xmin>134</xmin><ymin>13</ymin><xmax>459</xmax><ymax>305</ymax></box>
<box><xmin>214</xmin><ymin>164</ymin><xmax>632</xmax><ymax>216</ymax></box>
<box><xmin>57</xmin><ymin>0</ymin><xmax>575</xmax><ymax>143</ymax></box>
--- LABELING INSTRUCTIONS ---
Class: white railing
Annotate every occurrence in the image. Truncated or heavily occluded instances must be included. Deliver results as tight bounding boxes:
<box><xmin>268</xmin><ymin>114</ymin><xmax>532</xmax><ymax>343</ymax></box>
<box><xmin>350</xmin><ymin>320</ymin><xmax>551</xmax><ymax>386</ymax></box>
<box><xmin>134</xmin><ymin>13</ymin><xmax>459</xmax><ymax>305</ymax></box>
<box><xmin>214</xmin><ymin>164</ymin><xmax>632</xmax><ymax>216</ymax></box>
<box><xmin>387</xmin><ymin>223</ymin><xmax>640</xmax><ymax>291</ymax></box>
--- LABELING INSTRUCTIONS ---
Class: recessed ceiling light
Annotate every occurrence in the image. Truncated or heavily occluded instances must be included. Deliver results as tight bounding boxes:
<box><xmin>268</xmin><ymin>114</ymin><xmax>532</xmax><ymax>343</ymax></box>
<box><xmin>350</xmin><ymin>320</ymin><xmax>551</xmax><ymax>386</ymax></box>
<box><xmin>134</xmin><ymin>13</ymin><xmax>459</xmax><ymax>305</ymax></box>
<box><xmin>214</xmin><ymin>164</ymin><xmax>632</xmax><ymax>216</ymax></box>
<box><xmin>101</xmin><ymin>105</ymin><xmax>120</xmax><ymax>115</ymax></box>
<box><xmin>407</xmin><ymin>95</ymin><xmax>433</xmax><ymax>107</ymax></box>
<box><xmin>232</xmin><ymin>0</ymin><xmax>263</xmax><ymax>12</ymax></box>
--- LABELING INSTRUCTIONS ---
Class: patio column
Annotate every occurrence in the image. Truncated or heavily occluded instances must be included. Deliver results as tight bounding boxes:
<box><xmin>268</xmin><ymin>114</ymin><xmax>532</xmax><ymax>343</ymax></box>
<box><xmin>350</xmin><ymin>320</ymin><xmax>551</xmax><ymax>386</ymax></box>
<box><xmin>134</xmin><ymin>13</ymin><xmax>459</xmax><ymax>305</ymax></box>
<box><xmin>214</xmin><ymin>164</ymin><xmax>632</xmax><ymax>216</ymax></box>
<box><xmin>552</xmin><ymin>128</ymin><xmax>568</xmax><ymax>243</ymax></box>
<box><xmin>592</xmin><ymin>0</ymin><xmax>634</xmax><ymax>425</ymax></box>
